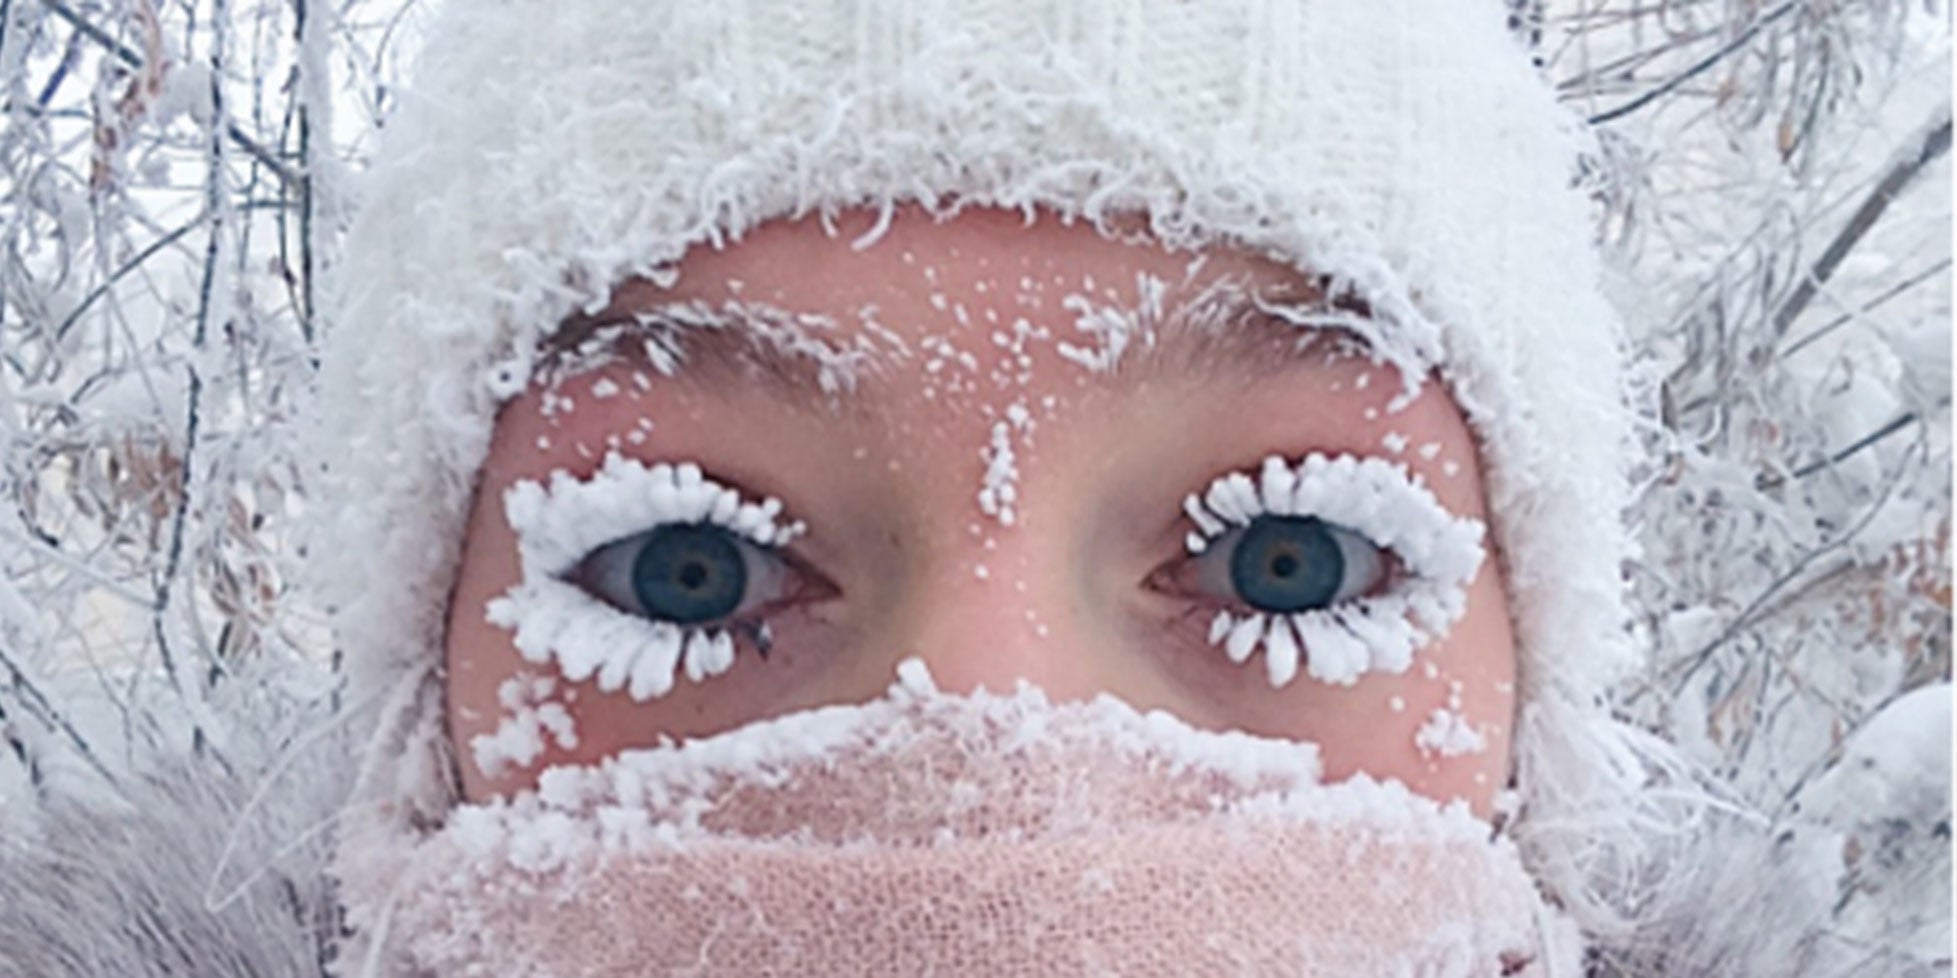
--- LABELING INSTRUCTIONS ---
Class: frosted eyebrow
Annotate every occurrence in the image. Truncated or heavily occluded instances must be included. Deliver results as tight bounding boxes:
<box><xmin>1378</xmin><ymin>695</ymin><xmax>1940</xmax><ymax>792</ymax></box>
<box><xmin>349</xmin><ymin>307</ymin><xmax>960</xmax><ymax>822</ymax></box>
<box><xmin>550</xmin><ymin>303</ymin><xmax>874</xmax><ymax>413</ymax></box>
<box><xmin>547</xmin><ymin>289</ymin><xmax>1377</xmax><ymax>404</ymax></box>
<box><xmin>1112</xmin><ymin>295</ymin><xmax>1381</xmax><ymax>389</ymax></box>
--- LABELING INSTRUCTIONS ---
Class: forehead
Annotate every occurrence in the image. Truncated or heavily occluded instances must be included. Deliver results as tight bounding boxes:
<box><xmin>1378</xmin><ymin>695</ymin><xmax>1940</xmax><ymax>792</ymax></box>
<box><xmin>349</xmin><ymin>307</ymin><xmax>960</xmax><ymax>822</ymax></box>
<box><xmin>555</xmin><ymin>206</ymin><xmax>1360</xmax><ymax>399</ymax></box>
<box><xmin>504</xmin><ymin>206</ymin><xmax>1480</xmax><ymax>522</ymax></box>
<box><xmin>641</xmin><ymin>206</ymin><xmax>1304</xmax><ymax>310</ymax></box>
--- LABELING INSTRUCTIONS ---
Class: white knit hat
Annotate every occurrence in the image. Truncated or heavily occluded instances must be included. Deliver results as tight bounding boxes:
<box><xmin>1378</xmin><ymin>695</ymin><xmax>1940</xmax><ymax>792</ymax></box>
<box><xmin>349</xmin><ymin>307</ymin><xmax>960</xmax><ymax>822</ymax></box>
<box><xmin>317</xmin><ymin>0</ymin><xmax>1651</xmax><ymax>946</ymax></box>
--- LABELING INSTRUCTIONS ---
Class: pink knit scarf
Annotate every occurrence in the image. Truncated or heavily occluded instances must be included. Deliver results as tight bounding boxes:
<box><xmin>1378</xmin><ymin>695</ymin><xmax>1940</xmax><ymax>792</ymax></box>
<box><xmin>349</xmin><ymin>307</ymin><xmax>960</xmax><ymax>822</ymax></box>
<box><xmin>340</xmin><ymin>679</ymin><xmax>1582</xmax><ymax>977</ymax></box>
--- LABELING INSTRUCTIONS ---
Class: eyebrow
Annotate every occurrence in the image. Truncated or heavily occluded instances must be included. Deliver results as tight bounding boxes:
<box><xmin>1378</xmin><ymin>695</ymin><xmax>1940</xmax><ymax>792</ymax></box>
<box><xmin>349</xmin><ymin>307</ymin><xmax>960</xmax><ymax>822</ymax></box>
<box><xmin>548</xmin><ymin>287</ymin><xmax>1377</xmax><ymax>406</ymax></box>
<box><xmin>1115</xmin><ymin>290</ymin><xmax>1378</xmax><ymax>389</ymax></box>
<box><xmin>550</xmin><ymin>302</ymin><xmax>877</xmax><ymax>413</ymax></box>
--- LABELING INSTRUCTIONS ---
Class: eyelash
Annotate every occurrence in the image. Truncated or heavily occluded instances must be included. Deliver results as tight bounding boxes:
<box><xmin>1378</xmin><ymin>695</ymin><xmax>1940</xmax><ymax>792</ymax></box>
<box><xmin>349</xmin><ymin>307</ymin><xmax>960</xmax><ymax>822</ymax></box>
<box><xmin>1170</xmin><ymin>453</ymin><xmax>1485</xmax><ymax>690</ymax></box>
<box><xmin>486</xmin><ymin>453</ymin><xmax>807</xmax><ymax>702</ymax></box>
<box><xmin>488</xmin><ymin>451</ymin><xmax>1480</xmax><ymax>701</ymax></box>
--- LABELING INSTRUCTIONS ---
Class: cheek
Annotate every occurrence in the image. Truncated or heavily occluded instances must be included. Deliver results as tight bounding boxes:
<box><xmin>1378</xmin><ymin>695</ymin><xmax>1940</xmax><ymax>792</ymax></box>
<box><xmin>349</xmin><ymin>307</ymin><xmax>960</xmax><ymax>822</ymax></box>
<box><xmin>448</xmin><ymin>361</ymin><xmax>1517</xmax><ymax>813</ymax></box>
<box><xmin>1315</xmin><ymin>565</ymin><xmax>1518</xmax><ymax>815</ymax></box>
<box><xmin>443</xmin><ymin>484</ymin><xmax>531</xmax><ymax>799</ymax></box>
<box><xmin>1136</xmin><ymin>551</ymin><xmax>1517</xmax><ymax>818</ymax></box>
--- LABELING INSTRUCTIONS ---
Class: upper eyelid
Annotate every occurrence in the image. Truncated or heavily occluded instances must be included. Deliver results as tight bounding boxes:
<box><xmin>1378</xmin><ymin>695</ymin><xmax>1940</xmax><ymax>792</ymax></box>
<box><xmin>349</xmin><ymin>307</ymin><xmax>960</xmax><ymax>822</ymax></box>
<box><xmin>487</xmin><ymin>455</ymin><xmax>810</xmax><ymax>701</ymax></box>
<box><xmin>1180</xmin><ymin>452</ymin><xmax>1484</xmax><ymax>592</ymax></box>
<box><xmin>502</xmin><ymin>453</ymin><xmax>805</xmax><ymax>582</ymax></box>
<box><xmin>1171</xmin><ymin>452</ymin><xmax>1486</xmax><ymax>687</ymax></box>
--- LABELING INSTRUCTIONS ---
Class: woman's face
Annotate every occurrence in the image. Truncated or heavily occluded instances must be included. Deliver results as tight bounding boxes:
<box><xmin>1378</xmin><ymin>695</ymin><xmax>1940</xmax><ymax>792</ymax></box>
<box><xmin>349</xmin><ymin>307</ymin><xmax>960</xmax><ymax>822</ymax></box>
<box><xmin>444</xmin><ymin>207</ymin><xmax>1519</xmax><ymax>815</ymax></box>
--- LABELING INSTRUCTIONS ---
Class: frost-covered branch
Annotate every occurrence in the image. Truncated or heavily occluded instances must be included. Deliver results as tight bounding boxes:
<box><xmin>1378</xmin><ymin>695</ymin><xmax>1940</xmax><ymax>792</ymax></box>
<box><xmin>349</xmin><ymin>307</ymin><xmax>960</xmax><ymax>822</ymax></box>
<box><xmin>1585</xmin><ymin>1</ymin><xmax>1802</xmax><ymax>125</ymax></box>
<box><xmin>39</xmin><ymin>0</ymin><xmax>295</xmax><ymax>184</ymax></box>
<box><xmin>1771</xmin><ymin>105</ymin><xmax>1953</xmax><ymax>338</ymax></box>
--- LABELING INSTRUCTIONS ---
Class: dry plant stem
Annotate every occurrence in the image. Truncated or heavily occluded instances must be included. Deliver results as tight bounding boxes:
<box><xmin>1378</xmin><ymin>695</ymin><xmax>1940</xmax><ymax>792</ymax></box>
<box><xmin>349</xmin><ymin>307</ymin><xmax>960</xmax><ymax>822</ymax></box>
<box><xmin>0</xmin><ymin>522</ymin><xmax>154</xmax><ymax>607</ymax></box>
<box><xmin>154</xmin><ymin>0</ymin><xmax>233</xmax><ymax>696</ymax></box>
<box><xmin>1769</xmin><ymin>105</ymin><xmax>1954</xmax><ymax>340</ymax></box>
<box><xmin>50</xmin><ymin>217</ymin><xmax>201</xmax><ymax>344</ymax></box>
<box><xmin>1755</xmin><ymin>410</ymin><xmax>1924</xmax><ymax>491</ymax></box>
<box><xmin>1664</xmin><ymin>433</ymin><xmax>1926</xmax><ymax>696</ymax></box>
<box><xmin>0</xmin><ymin>644</ymin><xmax>118</xmax><ymax>785</ymax></box>
<box><xmin>1773</xmin><ymin>679</ymin><xmax>1928</xmax><ymax>819</ymax></box>
<box><xmin>38</xmin><ymin>0</ymin><xmax>295</xmax><ymax>185</ymax></box>
<box><xmin>1667</xmin><ymin>105</ymin><xmax>1950</xmax><ymax>424</ymax></box>
<box><xmin>1777</xmin><ymin>257</ymin><xmax>1952</xmax><ymax>361</ymax></box>
<box><xmin>1586</xmin><ymin>1</ymin><xmax>1800</xmax><ymax>125</ymax></box>
<box><xmin>292</xmin><ymin>0</ymin><xmax>326</xmax><ymax>341</ymax></box>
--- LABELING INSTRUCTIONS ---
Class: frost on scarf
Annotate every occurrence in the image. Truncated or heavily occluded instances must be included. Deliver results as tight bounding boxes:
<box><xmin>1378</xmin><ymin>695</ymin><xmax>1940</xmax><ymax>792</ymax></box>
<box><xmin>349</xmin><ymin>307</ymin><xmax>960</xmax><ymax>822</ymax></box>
<box><xmin>340</xmin><ymin>662</ymin><xmax>1582</xmax><ymax>978</ymax></box>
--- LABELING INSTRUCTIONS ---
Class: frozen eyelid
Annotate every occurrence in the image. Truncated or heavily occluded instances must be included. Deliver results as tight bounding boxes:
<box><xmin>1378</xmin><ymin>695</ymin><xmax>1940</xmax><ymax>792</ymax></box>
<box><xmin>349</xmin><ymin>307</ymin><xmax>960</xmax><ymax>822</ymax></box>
<box><xmin>682</xmin><ymin>629</ymin><xmax>713</xmax><ymax>684</ymax></box>
<box><xmin>1342</xmin><ymin>605</ymin><xmax>1415</xmax><ymax>674</ymax></box>
<box><xmin>1208</xmin><ymin>610</ymin><xmax>1234</xmax><ymax>646</ymax></box>
<box><xmin>1264</xmin><ymin>615</ymin><xmax>1302</xmax><ymax>688</ymax></box>
<box><xmin>597</xmin><ymin>643</ymin><xmax>635</xmax><ymax>694</ymax></box>
<box><xmin>1204</xmin><ymin>480</ymin><xmax>1245</xmax><ymax>525</ymax></box>
<box><xmin>648</xmin><ymin>472</ymin><xmax>681</xmax><ymax>519</ymax></box>
<box><xmin>1258</xmin><ymin>456</ymin><xmax>1298</xmax><ymax>514</ymax></box>
<box><xmin>1222</xmin><ymin>474</ymin><xmax>1260</xmax><ymax>523</ymax></box>
<box><xmin>1297</xmin><ymin>614</ymin><xmax>1367</xmax><ymax>687</ymax></box>
<box><xmin>491</xmin><ymin>452</ymin><xmax>806</xmax><ymax>705</ymax></box>
<box><xmin>1183</xmin><ymin>494</ymin><xmax>1224</xmax><ymax>536</ymax></box>
<box><xmin>710</xmin><ymin>489</ymin><xmax>740</xmax><ymax>525</ymax></box>
<box><xmin>1224</xmin><ymin>614</ymin><xmax>1265</xmax><ymax>664</ymax></box>
<box><xmin>707</xmin><ymin>630</ymin><xmax>736</xmax><ymax>676</ymax></box>
<box><xmin>628</xmin><ymin>625</ymin><xmax>682</xmax><ymax>701</ymax></box>
<box><xmin>1179</xmin><ymin>451</ymin><xmax>1486</xmax><ymax>689</ymax></box>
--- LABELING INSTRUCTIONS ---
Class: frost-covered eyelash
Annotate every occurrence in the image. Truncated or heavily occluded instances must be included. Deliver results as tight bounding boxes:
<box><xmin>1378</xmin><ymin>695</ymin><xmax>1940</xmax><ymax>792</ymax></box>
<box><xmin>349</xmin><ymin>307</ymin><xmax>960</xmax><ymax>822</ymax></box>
<box><xmin>484</xmin><ymin>452</ymin><xmax>805</xmax><ymax>701</ymax></box>
<box><xmin>1182</xmin><ymin>453</ymin><xmax>1485</xmax><ymax>689</ymax></box>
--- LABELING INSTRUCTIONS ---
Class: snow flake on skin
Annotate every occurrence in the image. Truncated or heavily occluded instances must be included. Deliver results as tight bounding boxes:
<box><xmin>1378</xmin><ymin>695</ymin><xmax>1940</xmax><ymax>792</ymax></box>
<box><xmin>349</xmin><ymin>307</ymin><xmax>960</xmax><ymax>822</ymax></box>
<box><xmin>471</xmin><ymin>673</ymin><xmax>580</xmax><ymax>778</ymax></box>
<box><xmin>975</xmin><ymin>398</ymin><xmax>1035</xmax><ymax>529</ymax></box>
<box><xmin>1051</xmin><ymin>272</ymin><xmax>1167</xmax><ymax>374</ymax></box>
<box><xmin>1415</xmin><ymin>708</ymin><xmax>1488</xmax><ymax>759</ymax></box>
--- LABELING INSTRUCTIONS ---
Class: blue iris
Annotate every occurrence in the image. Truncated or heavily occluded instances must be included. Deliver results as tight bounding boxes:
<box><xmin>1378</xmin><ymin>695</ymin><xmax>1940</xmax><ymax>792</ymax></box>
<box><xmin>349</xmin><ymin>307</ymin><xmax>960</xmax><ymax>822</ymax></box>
<box><xmin>630</xmin><ymin>524</ymin><xmax>748</xmax><ymax>624</ymax></box>
<box><xmin>1229</xmin><ymin>516</ymin><xmax>1344</xmax><ymax>613</ymax></box>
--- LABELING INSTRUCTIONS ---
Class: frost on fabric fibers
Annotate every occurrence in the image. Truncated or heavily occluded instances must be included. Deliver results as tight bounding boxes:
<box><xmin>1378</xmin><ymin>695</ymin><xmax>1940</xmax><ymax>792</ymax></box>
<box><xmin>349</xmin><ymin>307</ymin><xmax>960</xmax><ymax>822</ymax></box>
<box><xmin>355</xmin><ymin>664</ymin><xmax>1581</xmax><ymax>977</ymax></box>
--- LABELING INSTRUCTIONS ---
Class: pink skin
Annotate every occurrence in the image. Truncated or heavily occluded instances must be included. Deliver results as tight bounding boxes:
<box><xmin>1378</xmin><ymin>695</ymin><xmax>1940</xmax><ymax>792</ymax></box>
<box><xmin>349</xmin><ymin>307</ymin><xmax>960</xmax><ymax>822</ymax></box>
<box><xmin>445</xmin><ymin>207</ymin><xmax>1519</xmax><ymax>814</ymax></box>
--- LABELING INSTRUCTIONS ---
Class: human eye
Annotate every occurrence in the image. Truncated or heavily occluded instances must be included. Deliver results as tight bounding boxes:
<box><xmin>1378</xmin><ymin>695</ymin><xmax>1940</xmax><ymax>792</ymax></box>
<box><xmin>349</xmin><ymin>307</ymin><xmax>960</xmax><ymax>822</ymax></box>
<box><xmin>571</xmin><ymin>523</ymin><xmax>790</xmax><ymax>628</ymax></box>
<box><xmin>484</xmin><ymin>453</ymin><xmax>821</xmax><ymax>702</ymax></box>
<box><xmin>1157</xmin><ymin>453</ymin><xmax>1486</xmax><ymax>690</ymax></box>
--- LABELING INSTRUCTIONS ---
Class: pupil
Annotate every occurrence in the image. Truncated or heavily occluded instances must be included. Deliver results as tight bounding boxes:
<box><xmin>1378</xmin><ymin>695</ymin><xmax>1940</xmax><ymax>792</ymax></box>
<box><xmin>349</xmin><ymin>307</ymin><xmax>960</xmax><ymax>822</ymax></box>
<box><xmin>631</xmin><ymin>524</ymin><xmax>747</xmax><ymax>624</ymax></box>
<box><xmin>1230</xmin><ymin>516</ymin><xmax>1344</xmax><ymax>614</ymax></box>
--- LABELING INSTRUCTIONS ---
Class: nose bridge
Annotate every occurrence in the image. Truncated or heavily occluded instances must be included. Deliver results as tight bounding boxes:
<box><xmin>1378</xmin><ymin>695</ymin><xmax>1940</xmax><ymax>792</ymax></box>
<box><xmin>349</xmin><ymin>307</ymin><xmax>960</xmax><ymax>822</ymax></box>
<box><xmin>895</xmin><ymin>526</ymin><xmax>1107</xmax><ymax>702</ymax></box>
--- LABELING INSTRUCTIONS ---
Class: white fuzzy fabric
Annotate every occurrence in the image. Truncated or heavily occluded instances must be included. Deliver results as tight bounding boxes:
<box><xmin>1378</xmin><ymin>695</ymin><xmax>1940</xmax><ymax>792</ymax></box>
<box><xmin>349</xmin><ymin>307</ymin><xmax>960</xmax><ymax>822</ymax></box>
<box><xmin>311</xmin><ymin>0</ymin><xmax>1656</xmax><ymax>967</ymax></box>
<box><xmin>0</xmin><ymin>689</ymin><xmax>1922</xmax><ymax>978</ymax></box>
<box><xmin>0</xmin><ymin>672</ymin><xmax>354</xmax><ymax>978</ymax></box>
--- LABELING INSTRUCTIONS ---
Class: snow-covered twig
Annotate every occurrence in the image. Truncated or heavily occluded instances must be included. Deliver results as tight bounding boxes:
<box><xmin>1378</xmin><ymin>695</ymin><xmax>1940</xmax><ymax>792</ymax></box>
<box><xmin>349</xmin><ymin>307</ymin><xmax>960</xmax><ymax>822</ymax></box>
<box><xmin>1771</xmin><ymin>106</ymin><xmax>1953</xmax><ymax>338</ymax></box>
